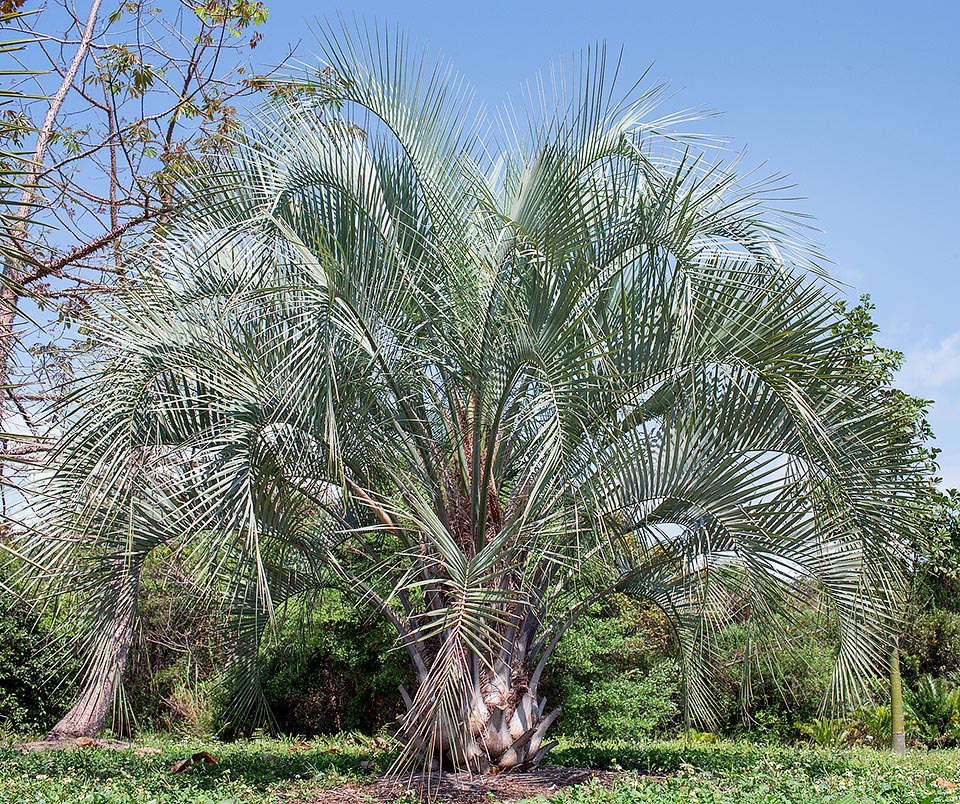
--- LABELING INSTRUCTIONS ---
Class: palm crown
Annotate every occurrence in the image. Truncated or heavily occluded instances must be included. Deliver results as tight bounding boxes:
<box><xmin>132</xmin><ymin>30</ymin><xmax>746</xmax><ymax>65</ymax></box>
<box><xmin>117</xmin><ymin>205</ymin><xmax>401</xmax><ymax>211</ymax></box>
<box><xmin>26</xmin><ymin>25</ymin><xmax>922</xmax><ymax>771</ymax></box>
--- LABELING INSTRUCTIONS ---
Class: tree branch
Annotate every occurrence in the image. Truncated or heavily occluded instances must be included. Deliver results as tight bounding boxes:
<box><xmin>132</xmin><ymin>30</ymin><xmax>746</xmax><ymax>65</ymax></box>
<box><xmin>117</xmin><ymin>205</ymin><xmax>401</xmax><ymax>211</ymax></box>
<box><xmin>20</xmin><ymin>205</ymin><xmax>173</xmax><ymax>285</ymax></box>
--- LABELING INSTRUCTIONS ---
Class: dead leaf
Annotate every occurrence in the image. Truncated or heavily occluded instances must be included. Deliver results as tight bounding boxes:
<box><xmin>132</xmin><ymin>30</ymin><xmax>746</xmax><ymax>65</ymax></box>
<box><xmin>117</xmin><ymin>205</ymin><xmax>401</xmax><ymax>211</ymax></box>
<box><xmin>168</xmin><ymin>757</ymin><xmax>194</xmax><ymax>774</ymax></box>
<box><xmin>74</xmin><ymin>737</ymin><xmax>95</xmax><ymax>749</ymax></box>
<box><xmin>933</xmin><ymin>779</ymin><xmax>958</xmax><ymax>791</ymax></box>
<box><xmin>289</xmin><ymin>741</ymin><xmax>312</xmax><ymax>752</ymax></box>
<box><xmin>373</xmin><ymin>737</ymin><xmax>388</xmax><ymax>748</ymax></box>
<box><xmin>135</xmin><ymin>747</ymin><xmax>162</xmax><ymax>756</ymax></box>
<box><xmin>168</xmin><ymin>753</ymin><xmax>217</xmax><ymax>774</ymax></box>
<box><xmin>325</xmin><ymin>747</ymin><xmax>340</xmax><ymax>754</ymax></box>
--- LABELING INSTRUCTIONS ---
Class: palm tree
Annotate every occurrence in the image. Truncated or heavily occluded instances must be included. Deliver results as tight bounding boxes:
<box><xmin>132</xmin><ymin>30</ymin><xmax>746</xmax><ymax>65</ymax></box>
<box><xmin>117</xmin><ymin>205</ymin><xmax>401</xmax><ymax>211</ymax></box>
<box><xmin>25</xmin><ymin>25</ymin><xmax>922</xmax><ymax>769</ymax></box>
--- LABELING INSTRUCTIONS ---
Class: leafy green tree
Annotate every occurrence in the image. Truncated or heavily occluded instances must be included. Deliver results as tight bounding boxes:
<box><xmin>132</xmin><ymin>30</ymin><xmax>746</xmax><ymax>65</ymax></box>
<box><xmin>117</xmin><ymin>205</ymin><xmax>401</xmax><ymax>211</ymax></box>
<box><xmin>24</xmin><ymin>26</ymin><xmax>926</xmax><ymax>771</ymax></box>
<box><xmin>830</xmin><ymin>295</ymin><xmax>960</xmax><ymax>752</ymax></box>
<box><xmin>913</xmin><ymin>488</ymin><xmax>960</xmax><ymax>613</ymax></box>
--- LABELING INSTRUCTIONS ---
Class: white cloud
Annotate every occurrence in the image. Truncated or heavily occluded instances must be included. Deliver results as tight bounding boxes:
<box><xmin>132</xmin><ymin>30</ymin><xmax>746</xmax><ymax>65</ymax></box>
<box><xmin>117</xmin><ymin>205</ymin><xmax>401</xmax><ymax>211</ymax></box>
<box><xmin>938</xmin><ymin>462</ymin><xmax>960</xmax><ymax>493</ymax></box>
<box><xmin>898</xmin><ymin>331</ymin><xmax>960</xmax><ymax>394</ymax></box>
<box><xmin>897</xmin><ymin>333</ymin><xmax>960</xmax><ymax>482</ymax></box>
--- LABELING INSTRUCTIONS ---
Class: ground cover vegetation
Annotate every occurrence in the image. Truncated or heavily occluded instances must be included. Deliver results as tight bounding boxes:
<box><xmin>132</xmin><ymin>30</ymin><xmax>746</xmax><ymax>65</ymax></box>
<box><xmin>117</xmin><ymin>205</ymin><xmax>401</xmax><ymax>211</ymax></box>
<box><xmin>1</xmin><ymin>16</ymin><xmax>947</xmax><ymax>779</ymax></box>
<box><xmin>1</xmin><ymin>736</ymin><xmax>959</xmax><ymax>803</ymax></box>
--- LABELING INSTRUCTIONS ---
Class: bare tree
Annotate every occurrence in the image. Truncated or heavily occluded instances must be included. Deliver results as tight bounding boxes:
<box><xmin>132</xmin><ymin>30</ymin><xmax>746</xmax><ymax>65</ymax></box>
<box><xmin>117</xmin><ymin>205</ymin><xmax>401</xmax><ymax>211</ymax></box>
<box><xmin>1</xmin><ymin>0</ymin><xmax>289</xmax><ymax>435</ymax></box>
<box><xmin>1</xmin><ymin>0</ymin><xmax>291</xmax><ymax>739</ymax></box>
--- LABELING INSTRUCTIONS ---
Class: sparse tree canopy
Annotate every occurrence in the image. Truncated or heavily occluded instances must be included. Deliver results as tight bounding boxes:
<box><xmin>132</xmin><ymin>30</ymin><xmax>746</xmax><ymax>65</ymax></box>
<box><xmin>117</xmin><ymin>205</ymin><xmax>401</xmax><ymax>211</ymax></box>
<box><xmin>25</xmin><ymin>24</ymin><xmax>927</xmax><ymax>771</ymax></box>
<box><xmin>0</xmin><ymin>0</ymin><xmax>280</xmax><ymax>464</ymax></box>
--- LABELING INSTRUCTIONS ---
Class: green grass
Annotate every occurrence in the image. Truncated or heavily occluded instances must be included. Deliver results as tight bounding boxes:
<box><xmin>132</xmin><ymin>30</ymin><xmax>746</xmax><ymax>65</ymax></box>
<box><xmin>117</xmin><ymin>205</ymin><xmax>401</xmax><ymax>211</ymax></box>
<box><xmin>545</xmin><ymin>739</ymin><xmax>960</xmax><ymax>803</ymax></box>
<box><xmin>0</xmin><ymin>734</ymin><xmax>957</xmax><ymax>803</ymax></box>
<box><xmin>0</xmin><ymin>733</ymin><xmax>381</xmax><ymax>803</ymax></box>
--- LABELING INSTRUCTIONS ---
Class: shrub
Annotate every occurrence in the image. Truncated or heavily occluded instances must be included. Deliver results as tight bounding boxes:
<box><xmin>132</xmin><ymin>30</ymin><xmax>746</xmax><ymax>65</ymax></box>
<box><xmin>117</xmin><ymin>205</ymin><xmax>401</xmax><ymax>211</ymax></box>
<box><xmin>544</xmin><ymin>596</ymin><xmax>683</xmax><ymax>740</ymax></box>
<box><xmin>124</xmin><ymin>555</ymin><xmax>411</xmax><ymax>737</ymax></box>
<box><xmin>0</xmin><ymin>602</ymin><xmax>77</xmax><ymax>733</ymax></box>
<box><xmin>122</xmin><ymin>549</ymin><xmax>225</xmax><ymax>735</ymax></box>
<box><xmin>846</xmin><ymin>704</ymin><xmax>896</xmax><ymax>747</ymax></box>
<box><xmin>902</xmin><ymin>609</ymin><xmax>960</xmax><ymax>680</ymax></box>
<box><xmin>906</xmin><ymin>674</ymin><xmax>960</xmax><ymax>748</ymax></box>
<box><xmin>255</xmin><ymin>592</ymin><xmax>409</xmax><ymax>736</ymax></box>
<box><xmin>713</xmin><ymin>603</ymin><xmax>838</xmax><ymax>739</ymax></box>
<box><xmin>793</xmin><ymin>716</ymin><xmax>849</xmax><ymax>747</ymax></box>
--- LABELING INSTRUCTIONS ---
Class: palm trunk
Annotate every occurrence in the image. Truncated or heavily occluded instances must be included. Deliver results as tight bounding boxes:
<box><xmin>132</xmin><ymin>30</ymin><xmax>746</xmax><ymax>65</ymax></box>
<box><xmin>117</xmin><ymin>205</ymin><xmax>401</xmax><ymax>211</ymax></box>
<box><xmin>47</xmin><ymin>557</ymin><xmax>141</xmax><ymax>740</ymax></box>
<box><xmin>397</xmin><ymin>617</ymin><xmax>561</xmax><ymax>772</ymax></box>
<box><xmin>399</xmin><ymin>668</ymin><xmax>560</xmax><ymax>772</ymax></box>
<box><xmin>890</xmin><ymin>643</ymin><xmax>906</xmax><ymax>754</ymax></box>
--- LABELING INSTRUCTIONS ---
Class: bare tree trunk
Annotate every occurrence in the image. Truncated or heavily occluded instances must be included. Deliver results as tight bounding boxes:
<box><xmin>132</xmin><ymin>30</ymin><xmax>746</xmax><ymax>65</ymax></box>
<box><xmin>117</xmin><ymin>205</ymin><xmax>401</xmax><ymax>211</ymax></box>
<box><xmin>47</xmin><ymin>556</ymin><xmax>141</xmax><ymax>740</ymax></box>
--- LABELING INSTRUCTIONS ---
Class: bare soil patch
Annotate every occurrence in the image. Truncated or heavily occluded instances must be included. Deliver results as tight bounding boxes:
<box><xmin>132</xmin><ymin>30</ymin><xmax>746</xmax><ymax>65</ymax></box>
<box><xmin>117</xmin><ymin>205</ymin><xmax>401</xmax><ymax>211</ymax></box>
<box><xmin>16</xmin><ymin>737</ymin><xmax>135</xmax><ymax>752</ymax></box>
<box><xmin>277</xmin><ymin>765</ymin><xmax>626</xmax><ymax>804</ymax></box>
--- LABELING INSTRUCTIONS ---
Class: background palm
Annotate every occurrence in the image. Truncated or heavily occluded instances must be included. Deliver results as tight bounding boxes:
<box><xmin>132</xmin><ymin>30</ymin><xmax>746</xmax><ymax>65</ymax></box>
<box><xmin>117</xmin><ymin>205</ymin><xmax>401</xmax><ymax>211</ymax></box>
<box><xmin>25</xmin><ymin>26</ymin><xmax>920</xmax><ymax>771</ymax></box>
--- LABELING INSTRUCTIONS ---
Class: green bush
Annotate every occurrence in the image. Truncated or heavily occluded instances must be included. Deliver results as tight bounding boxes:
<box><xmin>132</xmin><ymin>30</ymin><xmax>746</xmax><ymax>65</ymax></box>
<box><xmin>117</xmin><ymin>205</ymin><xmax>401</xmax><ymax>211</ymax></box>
<box><xmin>845</xmin><ymin>703</ymin><xmax>898</xmax><ymax>747</ymax></box>
<box><xmin>906</xmin><ymin>674</ymin><xmax>960</xmax><ymax>748</ymax></box>
<box><xmin>545</xmin><ymin>596</ymin><xmax>683</xmax><ymax>740</ymax></box>
<box><xmin>122</xmin><ymin>550</ymin><xmax>226</xmax><ymax>735</ymax></box>
<box><xmin>0</xmin><ymin>602</ymin><xmax>76</xmax><ymax>733</ymax></box>
<box><xmin>122</xmin><ymin>554</ymin><xmax>411</xmax><ymax>737</ymax></box>
<box><xmin>256</xmin><ymin>592</ymin><xmax>409</xmax><ymax>736</ymax></box>
<box><xmin>558</xmin><ymin>660</ymin><xmax>682</xmax><ymax>741</ymax></box>
<box><xmin>903</xmin><ymin>609</ymin><xmax>960</xmax><ymax>681</ymax></box>
<box><xmin>712</xmin><ymin>606</ymin><xmax>838</xmax><ymax>740</ymax></box>
<box><xmin>793</xmin><ymin>716</ymin><xmax>849</xmax><ymax>748</ymax></box>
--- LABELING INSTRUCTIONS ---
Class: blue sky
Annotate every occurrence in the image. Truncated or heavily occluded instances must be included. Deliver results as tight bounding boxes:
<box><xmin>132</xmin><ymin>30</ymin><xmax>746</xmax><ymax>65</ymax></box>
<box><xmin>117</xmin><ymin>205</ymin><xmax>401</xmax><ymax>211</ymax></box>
<box><xmin>261</xmin><ymin>0</ymin><xmax>960</xmax><ymax>488</ymax></box>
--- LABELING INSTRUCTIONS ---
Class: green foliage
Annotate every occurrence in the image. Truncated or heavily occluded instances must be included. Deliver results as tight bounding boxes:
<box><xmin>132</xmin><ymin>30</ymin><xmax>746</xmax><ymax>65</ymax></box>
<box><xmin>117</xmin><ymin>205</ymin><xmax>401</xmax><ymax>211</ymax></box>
<box><xmin>255</xmin><ymin>593</ymin><xmax>409</xmax><ymax>736</ymax></box>
<box><xmin>0</xmin><ymin>737</ymin><xmax>958</xmax><ymax>804</ymax></box>
<box><xmin>0</xmin><ymin>598</ymin><xmax>77</xmax><ymax>734</ymax></box>
<box><xmin>832</xmin><ymin>295</ymin><xmax>934</xmax><ymax>451</ymax></box>
<box><xmin>125</xmin><ymin>560</ymin><xmax>409</xmax><ymax>738</ymax></box>
<box><xmin>545</xmin><ymin>589</ymin><xmax>855</xmax><ymax>747</ymax></box>
<box><xmin>903</xmin><ymin>609</ymin><xmax>960</xmax><ymax>680</ymax></box>
<box><xmin>845</xmin><ymin>703</ymin><xmax>897</xmax><ymax>747</ymax></box>
<box><xmin>546</xmin><ymin>597</ymin><xmax>682</xmax><ymax>741</ymax></box>
<box><xmin>913</xmin><ymin>488</ymin><xmax>960</xmax><ymax>613</ymax></box>
<box><xmin>793</xmin><ymin>717</ymin><xmax>849</xmax><ymax>748</ymax></box>
<box><xmin>123</xmin><ymin>550</ymin><xmax>226</xmax><ymax>736</ymax></box>
<box><xmin>549</xmin><ymin>740</ymin><xmax>960</xmax><ymax>804</ymax></box>
<box><xmin>706</xmin><ymin>601</ymin><xmax>839</xmax><ymax>740</ymax></box>
<box><xmin>793</xmin><ymin>674</ymin><xmax>960</xmax><ymax>750</ymax></box>
<box><xmin>906</xmin><ymin>675</ymin><xmax>960</xmax><ymax>748</ymax></box>
<box><xmin>556</xmin><ymin>662</ymin><xmax>682</xmax><ymax>742</ymax></box>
